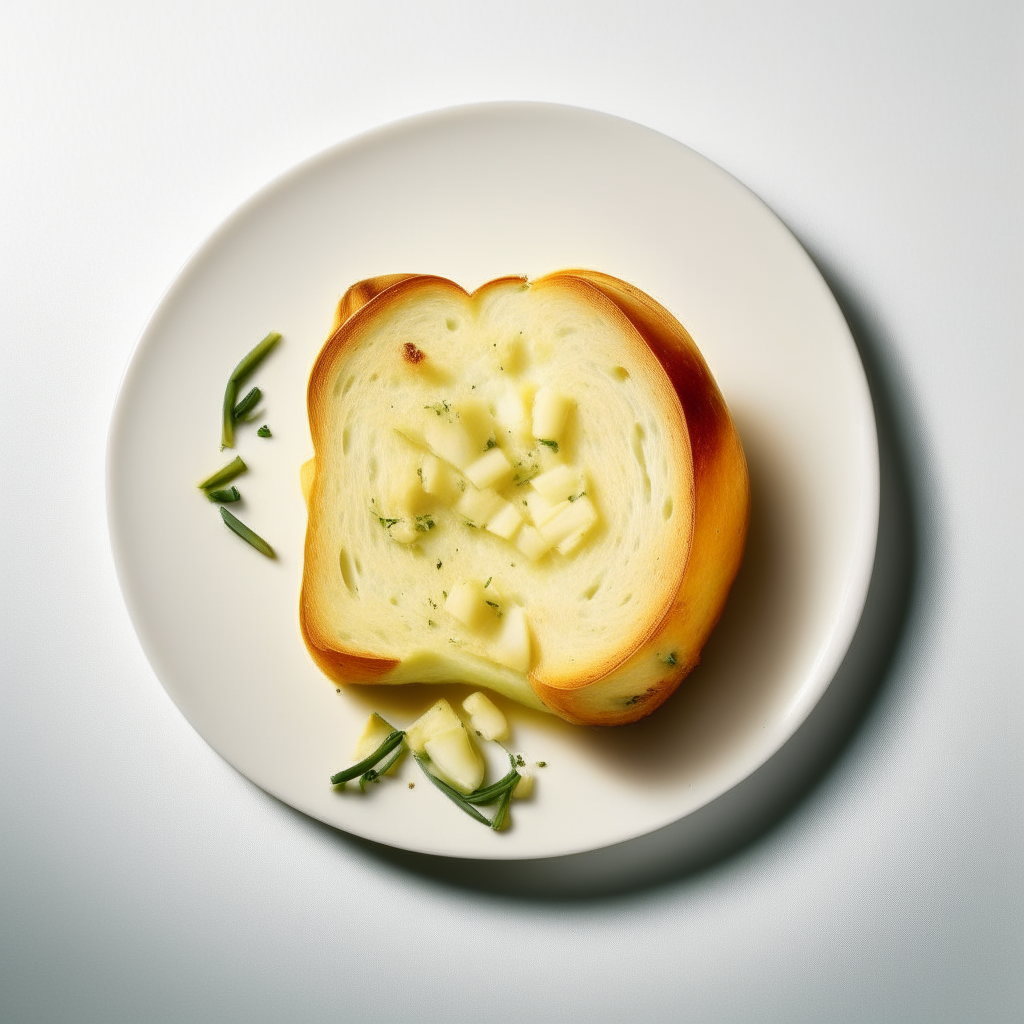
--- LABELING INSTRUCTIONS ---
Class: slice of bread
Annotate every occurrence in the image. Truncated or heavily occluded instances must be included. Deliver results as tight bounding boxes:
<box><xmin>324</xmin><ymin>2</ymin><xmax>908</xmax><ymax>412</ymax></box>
<box><xmin>300</xmin><ymin>271</ymin><xmax>749</xmax><ymax>725</ymax></box>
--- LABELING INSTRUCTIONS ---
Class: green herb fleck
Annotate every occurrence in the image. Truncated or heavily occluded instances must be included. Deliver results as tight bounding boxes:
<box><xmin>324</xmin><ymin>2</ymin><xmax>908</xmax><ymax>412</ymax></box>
<box><xmin>206</xmin><ymin>486</ymin><xmax>241</xmax><ymax>503</ymax></box>
<box><xmin>256</xmin><ymin>424</ymin><xmax>272</xmax><ymax>438</ymax></box>
<box><xmin>485</xmin><ymin>600</ymin><xmax>499</xmax><ymax>609</ymax></box>
<box><xmin>220</xmin><ymin>507</ymin><xmax>275</xmax><ymax>558</ymax></box>
<box><xmin>436</xmin><ymin>561</ymin><xmax>442</xmax><ymax>570</ymax></box>
<box><xmin>484</xmin><ymin>577</ymin><xmax>492</xmax><ymax>588</ymax></box>
<box><xmin>222</xmin><ymin>332</ymin><xmax>281</xmax><ymax>449</ymax></box>
<box><xmin>484</xmin><ymin>437</ymin><xmax>497</xmax><ymax>450</ymax></box>
<box><xmin>538</xmin><ymin>438</ymin><xmax>559</xmax><ymax>453</ymax></box>
<box><xmin>424</xmin><ymin>400</ymin><xmax>451</xmax><ymax>417</ymax></box>
<box><xmin>536</xmin><ymin>761</ymin><xmax>547</xmax><ymax>768</ymax></box>
<box><xmin>428</xmin><ymin>619</ymin><xmax>437</xmax><ymax>627</ymax></box>
<box><xmin>232</xmin><ymin>386</ymin><xmax>261</xmax><ymax>420</ymax></box>
<box><xmin>660</xmin><ymin>652</ymin><xmax>678</xmax><ymax>666</ymax></box>
<box><xmin>198</xmin><ymin>455</ymin><xmax>247</xmax><ymax>491</ymax></box>
<box><xmin>370</xmin><ymin>505</ymin><xmax>400</xmax><ymax>529</ymax></box>
<box><xmin>515</xmin><ymin>754</ymin><xmax>526</xmax><ymax>768</ymax></box>
<box><xmin>415</xmin><ymin>514</ymin><xmax>436</xmax><ymax>532</ymax></box>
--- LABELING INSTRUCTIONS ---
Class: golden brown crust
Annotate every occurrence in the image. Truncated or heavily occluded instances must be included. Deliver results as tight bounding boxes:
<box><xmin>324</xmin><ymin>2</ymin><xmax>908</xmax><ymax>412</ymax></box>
<box><xmin>300</xmin><ymin>271</ymin><xmax>749</xmax><ymax>725</ymax></box>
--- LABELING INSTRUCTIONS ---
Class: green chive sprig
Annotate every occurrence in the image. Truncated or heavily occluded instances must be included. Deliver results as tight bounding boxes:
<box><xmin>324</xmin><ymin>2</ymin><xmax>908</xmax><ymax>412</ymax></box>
<box><xmin>222</xmin><ymin>332</ymin><xmax>281</xmax><ymax>449</ymax></box>
<box><xmin>330</xmin><ymin>730</ymin><xmax>406</xmax><ymax>786</ymax></box>
<box><xmin>232</xmin><ymin>386</ymin><xmax>262</xmax><ymax>421</ymax></box>
<box><xmin>256</xmin><ymin>425</ymin><xmax>272</xmax><ymax>438</ymax></box>
<box><xmin>198</xmin><ymin>455</ymin><xmax>247</xmax><ymax>491</ymax></box>
<box><xmin>413</xmin><ymin>753</ymin><xmax>521</xmax><ymax>829</ymax></box>
<box><xmin>220</xmin><ymin>506</ymin><xmax>275</xmax><ymax>558</ymax></box>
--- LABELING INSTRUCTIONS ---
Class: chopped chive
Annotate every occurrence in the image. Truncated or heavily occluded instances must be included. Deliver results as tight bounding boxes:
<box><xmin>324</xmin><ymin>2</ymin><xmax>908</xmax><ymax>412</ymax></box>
<box><xmin>360</xmin><ymin>740</ymin><xmax>406</xmax><ymax>789</ymax></box>
<box><xmin>490</xmin><ymin>787</ymin><xmax>513</xmax><ymax>831</ymax></box>
<box><xmin>330</xmin><ymin>730</ymin><xmax>405</xmax><ymax>785</ymax></box>
<box><xmin>484</xmin><ymin>576</ymin><xmax>492</xmax><ymax>588</ymax></box>
<box><xmin>538</xmin><ymin>438</ymin><xmax>559</xmax><ymax>452</ymax></box>
<box><xmin>206</xmin><ymin>486</ymin><xmax>241</xmax><ymax>503</ymax></box>
<box><xmin>198</xmin><ymin>455</ymin><xmax>247</xmax><ymax>491</ymax></box>
<box><xmin>222</xmin><ymin>332</ymin><xmax>281</xmax><ymax>448</ymax></box>
<box><xmin>413</xmin><ymin>754</ymin><xmax>490</xmax><ymax>825</ymax></box>
<box><xmin>232</xmin><ymin>386</ymin><xmax>261</xmax><ymax>420</ymax></box>
<box><xmin>256</xmin><ymin>425</ymin><xmax>272</xmax><ymax>438</ymax></box>
<box><xmin>463</xmin><ymin>768</ymin><xmax>520</xmax><ymax>805</ymax></box>
<box><xmin>220</xmin><ymin>506</ymin><xmax>275</xmax><ymax>558</ymax></box>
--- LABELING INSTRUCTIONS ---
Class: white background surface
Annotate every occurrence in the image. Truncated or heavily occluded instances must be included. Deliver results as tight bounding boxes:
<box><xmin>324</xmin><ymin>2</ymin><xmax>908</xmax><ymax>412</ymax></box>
<box><xmin>1</xmin><ymin>2</ymin><xmax>1021</xmax><ymax>1021</ymax></box>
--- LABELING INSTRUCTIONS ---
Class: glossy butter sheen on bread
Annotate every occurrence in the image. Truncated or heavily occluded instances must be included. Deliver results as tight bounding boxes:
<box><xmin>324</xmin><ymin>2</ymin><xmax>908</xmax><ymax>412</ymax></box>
<box><xmin>300</xmin><ymin>271</ymin><xmax>749</xmax><ymax>725</ymax></box>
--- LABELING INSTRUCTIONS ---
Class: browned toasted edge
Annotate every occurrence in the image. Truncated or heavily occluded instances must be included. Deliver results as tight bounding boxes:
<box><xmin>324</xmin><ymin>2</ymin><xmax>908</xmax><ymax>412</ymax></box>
<box><xmin>527</xmin><ymin>270</ymin><xmax>751</xmax><ymax>725</ymax></box>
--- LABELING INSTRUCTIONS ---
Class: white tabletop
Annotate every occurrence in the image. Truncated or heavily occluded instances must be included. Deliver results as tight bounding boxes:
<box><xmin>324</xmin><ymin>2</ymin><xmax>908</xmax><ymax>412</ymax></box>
<box><xmin>2</xmin><ymin>3</ymin><xmax>1021</xmax><ymax>1021</ymax></box>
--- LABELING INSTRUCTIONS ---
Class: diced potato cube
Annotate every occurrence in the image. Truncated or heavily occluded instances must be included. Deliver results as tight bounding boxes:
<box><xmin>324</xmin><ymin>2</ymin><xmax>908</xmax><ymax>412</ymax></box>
<box><xmin>424</xmin><ymin>724</ymin><xmax>485</xmax><ymax>793</ymax></box>
<box><xmin>524</xmin><ymin>491</ymin><xmax>570</xmax><ymax>527</ymax></box>
<box><xmin>495</xmin><ymin>387</ymin><xmax>530</xmax><ymax>437</ymax></box>
<box><xmin>512</xmin><ymin>772</ymin><xmax>534</xmax><ymax>799</ymax></box>
<box><xmin>444</xmin><ymin>580</ymin><xmax>488</xmax><ymax>630</ymax></box>
<box><xmin>424</xmin><ymin>419</ymin><xmax>477</xmax><ymax>470</ymax></box>
<box><xmin>556</xmin><ymin>526</ymin><xmax>592</xmax><ymax>555</ymax></box>
<box><xmin>486</xmin><ymin>500</ymin><xmax>523</xmax><ymax>540</ymax></box>
<box><xmin>455</xmin><ymin>485</ymin><xmax>503</xmax><ymax>527</ymax></box>
<box><xmin>490</xmin><ymin>605</ymin><xmax>531</xmax><ymax>672</ymax></box>
<box><xmin>464</xmin><ymin>446</ymin><xmax>513</xmax><ymax>489</ymax></box>
<box><xmin>352</xmin><ymin>712</ymin><xmax>396</xmax><ymax>761</ymax></box>
<box><xmin>455</xmin><ymin>397</ymin><xmax>495</xmax><ymax>453</ymax></box>
<box><xmin>405</xmin><ymin>699</ymin><xmax>462</xmax><ymax>754</ymax></box>
<box><xmin>515</xmin><ymin>525</ymin><xmax>552</xmax><ymax>561</ymax></box>
<box><xmin>530</xmin><ymin>464</ymin><xmax>580</xmax><ymax>503</ymax></box>
<box><xmin>420</xmin><ymin>453</ymin><xmax>460</xmax><ymax>504</ymax></box>
<box><xmin>462</xmin><ymin>691</ymin><xmax>510</xmax><ymax>742</ymax></box>
<box><xmin>389</xmin><ymin>465</ymin><xmax>427</xmax><ymax>513</ymax></box>
<box><xmin>538</xmin><ymin>496</ymin><xmax>598</xmax><ymax>546</ymax></box>
<box><xmin>495</xmin><ymin>333</ymin><xmax>527</xmax><ymax>374</ymax></box>
<box><xmin>532</xmin><ymin>387</ymin><xmax>573</xmax><ymax>440</ymax></box>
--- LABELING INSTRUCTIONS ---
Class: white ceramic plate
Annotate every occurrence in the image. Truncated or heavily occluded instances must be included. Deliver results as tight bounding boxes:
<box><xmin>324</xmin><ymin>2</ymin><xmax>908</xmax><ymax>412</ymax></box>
<box><xmin>108</xmin><ymin>103</ymin><xmax>878</xmax><ymax>860</ymax></box>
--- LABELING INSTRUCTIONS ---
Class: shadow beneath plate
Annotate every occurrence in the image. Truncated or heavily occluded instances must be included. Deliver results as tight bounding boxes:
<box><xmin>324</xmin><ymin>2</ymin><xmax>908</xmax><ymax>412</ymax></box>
<box><xmin>297</xmin><ymin>257</ymin><xmax>931</xmax><ymax>902</ymax></box>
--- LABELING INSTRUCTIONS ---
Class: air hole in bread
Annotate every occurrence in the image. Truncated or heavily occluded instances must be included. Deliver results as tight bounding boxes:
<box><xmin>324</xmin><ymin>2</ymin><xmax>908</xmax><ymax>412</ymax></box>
<box><xmin>342</xmin><ymin>427</ymin><xmax>350</xmax><ymax>455</ymax></box>
<box><xmin>620</xmin><ymin>593</ymin><xmax>633</xmax><ymax>606</ymax></box>
<box><xmin>368</xmin><ymin>456</ymin><xmax>378</xmax><ymax>482</ymax></box>
<box><xmin>632</xmin><ymin>423</ymin><xmax>651</xmax><ymax>501</ymax></box>
<box><xmin>446</xmin><ymin>318</ymin><xmax>458</xmax><ymax>331</ymax></box>
<box><xmin>335</xmin><ymin>374</ymin><xmax>355</xmax><ymax>398</ymax></box>
<box><xmin>583</xmin><ymin>579</ymin><xmax>602</xmax><ymax>600</ymax></box>
<box><xmin>610</xmin><ymin>365</ymin><xmax>630</xmax><ymax>381</ymax></box>
<box><xmin>338</xmin><ymin>549</ymin><xmax>358</xmax><ymax>595</ymax></box>
<box><xmin>663</xmin><ymin>497</ymin><xmax>674</xmax><ymax>520</ymax></box>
